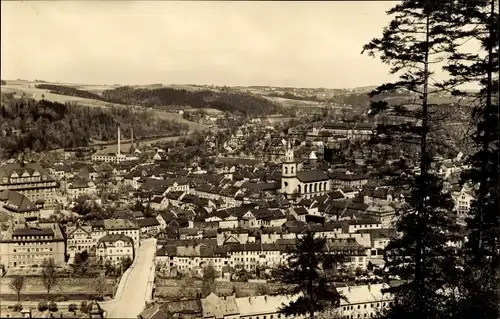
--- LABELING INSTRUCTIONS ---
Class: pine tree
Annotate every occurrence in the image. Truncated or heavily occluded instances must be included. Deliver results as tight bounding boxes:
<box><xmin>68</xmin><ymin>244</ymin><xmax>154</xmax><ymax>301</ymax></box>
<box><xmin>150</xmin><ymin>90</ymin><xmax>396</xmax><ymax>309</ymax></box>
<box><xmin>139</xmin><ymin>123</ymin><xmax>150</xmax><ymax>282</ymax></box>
<box><xmin>441</xmin><ymin>0</ymin><xmax>499</xmax><ymax>317</ymax></box>
<box><xmin>272</xmin><ymin>230</ymin><xmax>344</xmax><ymax>319</ymax></box>
<box><xmin>362</xmin><ymin>1</ymin><xmax>464</xmax><ymax>318</ymax></box>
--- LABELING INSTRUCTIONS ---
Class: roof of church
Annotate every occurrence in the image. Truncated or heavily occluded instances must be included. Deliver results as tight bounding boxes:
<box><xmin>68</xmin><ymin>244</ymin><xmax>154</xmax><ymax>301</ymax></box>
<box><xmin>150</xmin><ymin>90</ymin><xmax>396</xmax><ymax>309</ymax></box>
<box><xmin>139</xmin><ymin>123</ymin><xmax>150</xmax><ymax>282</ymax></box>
<box><xmin>296</xmin><ymin>170</ymin><xmax>330</xmax><ymax>183</ymax></box>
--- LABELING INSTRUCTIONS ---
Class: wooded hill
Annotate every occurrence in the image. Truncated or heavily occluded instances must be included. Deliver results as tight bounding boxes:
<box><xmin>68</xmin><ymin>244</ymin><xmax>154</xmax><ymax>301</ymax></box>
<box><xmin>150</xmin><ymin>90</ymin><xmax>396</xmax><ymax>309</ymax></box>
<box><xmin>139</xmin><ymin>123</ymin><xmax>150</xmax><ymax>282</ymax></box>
<box><xmin>0</xmin><ymin>93</ymin><xmax>189</xmax><ymax>158</ymax></box>
<box><xmin>36</xmin><ymin>84</ymin><xmax>284</xmax><ymax>117</ymax></box>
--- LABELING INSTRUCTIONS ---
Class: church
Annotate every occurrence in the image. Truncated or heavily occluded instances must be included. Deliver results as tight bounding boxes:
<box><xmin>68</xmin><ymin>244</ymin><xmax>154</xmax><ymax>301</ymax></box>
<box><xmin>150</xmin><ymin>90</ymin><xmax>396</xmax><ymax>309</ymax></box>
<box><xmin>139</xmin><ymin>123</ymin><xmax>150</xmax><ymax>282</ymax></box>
<box><xmin>281</xmin><ymin>140</ymin><xmax>331</xmax><ymax>200</ymax></box>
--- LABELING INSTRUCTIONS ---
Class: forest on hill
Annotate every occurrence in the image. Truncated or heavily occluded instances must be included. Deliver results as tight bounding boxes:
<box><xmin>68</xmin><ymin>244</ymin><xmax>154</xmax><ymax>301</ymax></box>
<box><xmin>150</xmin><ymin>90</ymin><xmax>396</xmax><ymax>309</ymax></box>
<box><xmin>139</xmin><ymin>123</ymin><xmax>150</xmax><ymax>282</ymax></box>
<box><xmin>0</xmin><ymin>93</ymin><xmax>189</xmax><ymax>158</ymax></box>
<box><xmin>35</xmin><ymin>84</ymin><xmax>284</xmax><ymax>116</ymax></box>
<box><xmin>35</xmin><ymin>84</ymin><xmax>103</xmax><ymax>100</ymax></box>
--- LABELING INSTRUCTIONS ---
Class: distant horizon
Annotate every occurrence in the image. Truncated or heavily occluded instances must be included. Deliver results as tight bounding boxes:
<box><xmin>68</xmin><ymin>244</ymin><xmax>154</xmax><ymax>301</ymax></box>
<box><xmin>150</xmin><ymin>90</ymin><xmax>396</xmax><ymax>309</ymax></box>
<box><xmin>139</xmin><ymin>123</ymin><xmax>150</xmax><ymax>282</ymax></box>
<box><xmin>3</xmin><ymin>78</ymin><xmax>480</xmax><ymax>93</ymax></box>
<box><xmin>2</xmin><ymin>78</ymin><xmax>381</xmax><ymax>91</ymax></box>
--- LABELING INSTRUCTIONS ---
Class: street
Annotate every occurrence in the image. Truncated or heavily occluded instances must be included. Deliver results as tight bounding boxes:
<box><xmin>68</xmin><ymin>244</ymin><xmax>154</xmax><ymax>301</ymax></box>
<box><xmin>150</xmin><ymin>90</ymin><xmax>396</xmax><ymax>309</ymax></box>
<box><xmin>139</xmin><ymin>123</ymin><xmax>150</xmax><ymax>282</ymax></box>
<box><xmin>102</xmin><ymin>238</ymin><xmax>157</xmax><ymax>318</ymax></box>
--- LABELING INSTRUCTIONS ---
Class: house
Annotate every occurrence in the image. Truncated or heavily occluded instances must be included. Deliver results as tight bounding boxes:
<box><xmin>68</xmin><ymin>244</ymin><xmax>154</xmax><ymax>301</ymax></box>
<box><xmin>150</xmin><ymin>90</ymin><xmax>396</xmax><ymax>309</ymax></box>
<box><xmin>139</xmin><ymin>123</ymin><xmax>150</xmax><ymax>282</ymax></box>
<box><xmin>91</xmin><ymin>218</ymin><xmax>140</xmax><ymax>249</ymax></box>
<box><xmin>357</xmin><ymin>228</ymin><xmax>398</xmax><ymax>261</ymax></box>
<box><xmin>96</xmin><ymin>234</ymin><xmax>134</xmax><ymax>265</ymax></box>
<box><xmin>202</xmin><ymin>293</ymin><xmax>239</xmax><ymax>318</ymax></box>
<box><xmin>138</xmin><ymin>217</ymin><xmax>162</xmax><ymax>235</ymax></box>
<box><xmin>330</xmin><ymin>173</ymin><xmax>369</xmax><ymax>189</ymax></box>
<box><xmin>326</xmin><ymin>237</ymin><xmax>369</xmax><ymax>270</ymax></box>
<box><xmin>341</xmin><ymin>218</ymin><xmax>383</xmax><ymax>234</ymax></box>
<box><xmin>138</xmin><ymin>284</ymin><xmax>392</xmax><ymax>319</ymax></box>
<box><xmin>336</xmin><ymin>284</ymin><xmax>393</xmax><ymax>318</ymax></box>
<box><xmin>365</xmin><ymin>205</ymin><xmax>396</xmax><ymax>228</ymax></box>
<box><xmin>150</xmin><ymin>196</ymin><xmax>167</xmax><ymax>211</ymax></box>
<box><xmin>206</xmin><ymin>210</ymin><xmax>239</xmax><ymax>229</ymax></box>
<box><xmin>0</xmin><ymin>190</ymin><xmax>40</xmax><ymax>222</ymax></box>
<box><xmin>452</xmin><ymin>185</ymin><xmax>475</xmax><ymax>224</ymax></box>
<box><xmin>138</xmin><ymin>299</ymin><xmax>203</xmax><ymax>319</ymax></box>
<box><xmin>290</xmin><ymin>206</ymin><xmax>309</xmax><ymax>222</ymax></box>
<box><xmin>67</xmin><ymin>179</ymin><xmax>97</xmax><ymax>199</ymax></box>
<box><xmin>66</xmin><ymin>223</ymin><xmax>93</xmax><ymax>253</ymax></box>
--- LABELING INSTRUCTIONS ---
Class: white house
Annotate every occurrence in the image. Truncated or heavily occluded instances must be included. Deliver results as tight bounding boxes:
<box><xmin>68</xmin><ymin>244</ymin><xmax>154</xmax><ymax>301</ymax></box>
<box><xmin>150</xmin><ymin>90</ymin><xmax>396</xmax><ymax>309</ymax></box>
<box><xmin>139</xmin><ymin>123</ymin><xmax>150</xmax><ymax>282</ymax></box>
<box><xmin>96</xmin><ymin>234</ymin><xmax>134</xmax><ymax>265</ymax></box>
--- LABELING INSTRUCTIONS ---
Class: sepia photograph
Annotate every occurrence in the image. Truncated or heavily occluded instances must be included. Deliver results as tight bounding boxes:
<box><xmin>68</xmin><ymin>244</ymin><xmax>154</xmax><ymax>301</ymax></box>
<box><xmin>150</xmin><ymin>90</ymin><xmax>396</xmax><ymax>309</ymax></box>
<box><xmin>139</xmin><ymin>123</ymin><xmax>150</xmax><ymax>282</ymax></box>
<box><xmin>0</xmin><ymin>1</ymin><xmax>498</xmax><ymax>318</ymax></box>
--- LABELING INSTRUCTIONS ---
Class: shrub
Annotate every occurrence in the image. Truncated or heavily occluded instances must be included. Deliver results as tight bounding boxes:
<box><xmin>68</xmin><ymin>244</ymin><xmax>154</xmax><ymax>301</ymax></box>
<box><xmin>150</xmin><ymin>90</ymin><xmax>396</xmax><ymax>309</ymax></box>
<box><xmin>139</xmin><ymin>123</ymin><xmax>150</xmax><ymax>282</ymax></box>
<box><xmin>68</xmin><ymin>303</ymin><xmax>77</xmax><ymax>312</ymax></box>
<box><xmin>38</xmin><ymin>301</ymin><xmax>48</xmax><ymax>312</ymax></box>
<box><xmin>80</xmin><ymin>300</ymin><xmax>88</xmax><ymax>313</ymax></box>
<box><xmin>55</xmin><ymin>295</ymin><xmax>69</xmax><ymax>302</ymax></box>
<box><xmin>48</xmin><ymin>301</ymin><xmax>58</xmax><ymax>312</ymax></box>
<box><xmin>13</xmin><ymin>303</ymin><xmax>23</xmax><ymax>312</ymax></box>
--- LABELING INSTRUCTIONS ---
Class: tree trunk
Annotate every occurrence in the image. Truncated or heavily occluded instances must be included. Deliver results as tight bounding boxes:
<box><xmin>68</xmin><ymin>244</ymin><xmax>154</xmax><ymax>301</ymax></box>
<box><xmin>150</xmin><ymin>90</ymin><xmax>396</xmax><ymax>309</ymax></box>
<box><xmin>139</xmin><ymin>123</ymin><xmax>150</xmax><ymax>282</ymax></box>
<box><xmin>475</xmin><ymin>0</ymin><xmax>495</xmax><ymax>262</ymax></box>
<box><xmin>415</xmin><ymin>5</ymin><xmax>431</xmax><ymax>317</ymax></box>
<box><xmin>17</xmin><ymin>292</ymin><xmax>20</xmax><ymax>303</ymax></box>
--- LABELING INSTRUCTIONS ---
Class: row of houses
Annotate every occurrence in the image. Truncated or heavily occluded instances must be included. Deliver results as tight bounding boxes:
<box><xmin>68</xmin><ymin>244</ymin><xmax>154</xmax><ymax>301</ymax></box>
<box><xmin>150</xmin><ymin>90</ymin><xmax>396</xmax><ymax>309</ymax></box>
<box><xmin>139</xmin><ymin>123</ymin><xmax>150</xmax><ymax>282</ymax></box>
<box><xmin>139</xmin><ymin>285</ymin><xmax>393</xmax><ymax>319</ymax></box>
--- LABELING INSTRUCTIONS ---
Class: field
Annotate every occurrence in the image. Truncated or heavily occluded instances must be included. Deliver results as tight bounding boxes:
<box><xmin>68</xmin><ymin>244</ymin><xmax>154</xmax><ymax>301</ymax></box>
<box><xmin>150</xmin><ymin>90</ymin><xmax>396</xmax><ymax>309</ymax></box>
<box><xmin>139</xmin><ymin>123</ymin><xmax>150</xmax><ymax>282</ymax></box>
<box><xmin>0</xmin><ymin>277</ymin><xmax>114</xmax><ymax>300</ymax></box>
<box><xmin>263</xmin><ymin>96</ymin><xmax>324</xmax><ymax>108</ymax></box>
<box><xmin>152</xmin><ymin>110</ymin><xmax>206</xmax><ymax>132</ymax></box>
<box><xmin>1</xmin><ymin>81</ymin><xmax>115</xmax><ymax>108</ymax></box>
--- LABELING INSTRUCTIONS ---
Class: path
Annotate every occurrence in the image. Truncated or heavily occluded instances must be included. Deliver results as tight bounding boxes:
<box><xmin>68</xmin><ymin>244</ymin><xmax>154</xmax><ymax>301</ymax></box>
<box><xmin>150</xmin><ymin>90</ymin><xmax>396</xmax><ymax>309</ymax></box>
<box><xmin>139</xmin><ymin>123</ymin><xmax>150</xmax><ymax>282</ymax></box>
<box><xmin>101</xmin><ymin>238</ymin><xmax>157</xmax><ymax>318</ymax></box>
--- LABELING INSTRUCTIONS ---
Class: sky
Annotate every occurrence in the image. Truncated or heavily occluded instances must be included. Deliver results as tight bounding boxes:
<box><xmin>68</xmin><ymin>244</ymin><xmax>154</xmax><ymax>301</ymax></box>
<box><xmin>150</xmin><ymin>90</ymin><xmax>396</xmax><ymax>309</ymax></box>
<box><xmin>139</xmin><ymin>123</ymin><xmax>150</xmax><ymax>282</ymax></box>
<box><xmin>1</xmin><ymin>1</ymin><xmax>404</xmax><ymax>88</ymax></box>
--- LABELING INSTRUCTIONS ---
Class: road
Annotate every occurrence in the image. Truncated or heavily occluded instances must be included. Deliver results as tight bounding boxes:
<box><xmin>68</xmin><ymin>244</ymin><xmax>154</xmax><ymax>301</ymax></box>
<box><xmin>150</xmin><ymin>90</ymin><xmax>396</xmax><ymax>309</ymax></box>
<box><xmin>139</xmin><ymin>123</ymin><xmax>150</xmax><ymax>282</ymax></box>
<box><xmin>102</xmin><ymin>238</ymin><xmax>157</xmax><ymax>318</ymax></box>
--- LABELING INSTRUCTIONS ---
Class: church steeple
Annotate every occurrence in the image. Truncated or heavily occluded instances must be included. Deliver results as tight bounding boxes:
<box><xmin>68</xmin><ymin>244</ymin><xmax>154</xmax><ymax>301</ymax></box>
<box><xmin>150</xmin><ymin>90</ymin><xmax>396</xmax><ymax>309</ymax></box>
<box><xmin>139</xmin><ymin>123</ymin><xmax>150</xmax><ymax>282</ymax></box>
<box><xmin>281</xmin><ymin>139</ymin><xmax>297</xmax><ymax>198</ymax></box>
<box><xmin>284</xmin><ymin>139</ymin><xmax>295</xmax><ymax>163</ymax></box>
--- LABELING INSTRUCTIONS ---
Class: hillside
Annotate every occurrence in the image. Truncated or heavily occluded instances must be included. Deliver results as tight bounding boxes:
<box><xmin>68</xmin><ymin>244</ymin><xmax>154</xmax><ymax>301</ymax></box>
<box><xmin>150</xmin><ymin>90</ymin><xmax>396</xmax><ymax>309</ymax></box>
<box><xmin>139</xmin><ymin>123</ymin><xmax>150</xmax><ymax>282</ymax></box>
<box><xmin>0</xmin><ymin>93</ymin><xmax>189</xmax><ymax>158</ymax></box>
<box><xmin>1</xmin><ymin>81</ymin><xmax>207</xmax><ymax>132</ymax></box>
<box><xmin>31</xmin><ymin>84</ymin><xmax>283</xmax><ymax>117</ymax></box>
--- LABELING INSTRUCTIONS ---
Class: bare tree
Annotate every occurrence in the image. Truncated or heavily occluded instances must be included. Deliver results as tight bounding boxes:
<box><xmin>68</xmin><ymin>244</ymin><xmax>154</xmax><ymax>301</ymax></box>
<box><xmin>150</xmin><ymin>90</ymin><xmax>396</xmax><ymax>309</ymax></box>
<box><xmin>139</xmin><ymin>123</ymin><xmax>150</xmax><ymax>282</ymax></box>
<box><xmin>9</xmin><ymin>275</ymin><xmax>26</xmax><ymax>302</ymax></box>
<box><xmin>92</xmin><ymin>276</ymin><xmax>108</xmax><ymax>301</ymax></box>
<box><xmin>41</xmin><ymin>258</ymin><xmax>59</xmax><ymax>300</ymax></box>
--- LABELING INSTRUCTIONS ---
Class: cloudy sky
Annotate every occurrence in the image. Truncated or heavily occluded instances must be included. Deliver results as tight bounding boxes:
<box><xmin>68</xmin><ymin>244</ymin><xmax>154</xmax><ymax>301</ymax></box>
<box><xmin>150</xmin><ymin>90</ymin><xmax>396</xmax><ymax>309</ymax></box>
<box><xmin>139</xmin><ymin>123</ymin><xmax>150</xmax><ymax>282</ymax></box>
<box><xmin>2</xmin><ymin>1</ymin><xmax>402</xmax><ymax>88</ymax></box>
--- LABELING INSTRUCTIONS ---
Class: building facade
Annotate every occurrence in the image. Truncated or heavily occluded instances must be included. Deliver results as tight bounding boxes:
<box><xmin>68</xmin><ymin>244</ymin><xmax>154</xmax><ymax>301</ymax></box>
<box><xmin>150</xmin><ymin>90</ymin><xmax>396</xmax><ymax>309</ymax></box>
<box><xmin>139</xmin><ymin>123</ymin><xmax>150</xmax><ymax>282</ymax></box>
<box><xmin>0</xmin><ymin>163</ymin><xmax>58</xmax><ymax>206</ymax></box>
<box><xmin>0</xmin><ymin>223</ymin><xmax>66</xmax><ymax>270</ymax></box>
<box><xmin>96</xmin><ymin>234</ymin><xmax>134</xmax><ymax>265</ymax></box>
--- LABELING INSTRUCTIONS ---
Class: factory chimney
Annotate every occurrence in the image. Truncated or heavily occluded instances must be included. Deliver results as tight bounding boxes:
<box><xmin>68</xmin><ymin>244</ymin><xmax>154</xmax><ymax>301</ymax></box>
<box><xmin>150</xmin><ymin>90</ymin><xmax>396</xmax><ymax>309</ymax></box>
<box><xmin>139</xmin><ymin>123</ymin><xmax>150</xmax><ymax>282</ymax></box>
<box><xmin>131</xmin><ymin>128</ymin><xmax>134</xmax><ymax>152</ymax></box>
<box><xmin>117</xmin><ymin>125</ymin><xmax>121</xmax><ymax>157</ymax></box>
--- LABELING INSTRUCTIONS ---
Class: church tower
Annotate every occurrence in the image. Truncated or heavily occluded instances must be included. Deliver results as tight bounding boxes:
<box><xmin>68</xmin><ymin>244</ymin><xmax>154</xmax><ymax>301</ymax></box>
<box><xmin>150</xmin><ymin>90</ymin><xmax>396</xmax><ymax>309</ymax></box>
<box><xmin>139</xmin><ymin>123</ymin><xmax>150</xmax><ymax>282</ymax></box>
<box><xmin>281</xmin><ymin>139</ymin><xmax>298</xmax><ymax>198</ymax></box>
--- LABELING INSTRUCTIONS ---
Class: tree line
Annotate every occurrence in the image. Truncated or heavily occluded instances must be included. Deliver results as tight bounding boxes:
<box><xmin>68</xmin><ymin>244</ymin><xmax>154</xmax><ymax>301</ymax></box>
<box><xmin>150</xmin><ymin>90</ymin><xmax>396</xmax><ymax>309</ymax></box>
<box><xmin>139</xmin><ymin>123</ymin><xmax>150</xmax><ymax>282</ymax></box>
<box><xmin>35</xmin><ymin>84</ymin><xmax>285</xmax><ymax>117</ymax></box>
<box><xmin>362</xmin><ymin>0</ymin><xmax>498</xmax><ymax>318</ymax></box>
<box><xmin>0</xmin><ymin>93</ymin><xmax>189</xmax><ymax>158</ymax></box>
<box><xmin>273</xmin><ymin>1</ymin><xmax>498</xmax><ymax>318</ymax></box>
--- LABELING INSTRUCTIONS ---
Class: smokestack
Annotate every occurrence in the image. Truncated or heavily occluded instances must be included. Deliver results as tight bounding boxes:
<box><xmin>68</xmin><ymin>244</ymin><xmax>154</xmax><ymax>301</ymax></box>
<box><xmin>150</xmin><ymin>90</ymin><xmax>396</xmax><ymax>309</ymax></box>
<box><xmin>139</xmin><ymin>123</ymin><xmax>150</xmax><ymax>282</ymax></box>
<box><xmin>117</xmin><ymin>126</ymin><xmax>121</xmax><ymax>157</ymax></box>
<box><xmin>131</xmin><ymin>128</ymin><xmax>134</xmax><ymax>151</ymax></box>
